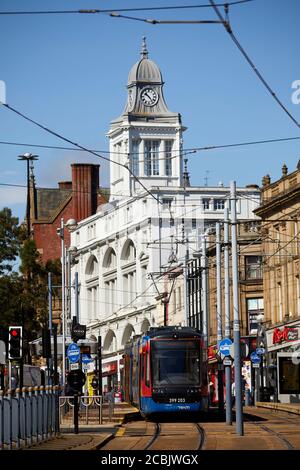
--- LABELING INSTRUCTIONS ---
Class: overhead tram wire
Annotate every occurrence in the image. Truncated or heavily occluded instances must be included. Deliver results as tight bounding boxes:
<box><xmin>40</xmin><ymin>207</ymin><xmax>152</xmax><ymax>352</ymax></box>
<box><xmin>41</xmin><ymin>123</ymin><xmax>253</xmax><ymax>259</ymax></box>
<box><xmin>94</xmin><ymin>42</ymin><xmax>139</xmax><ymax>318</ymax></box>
<box><xmin>1</xmin><ymin>135</ymin><xmax>300</xmax><ymax>158</ymax></box>
<box><xmin>208</xmin><ymin>0</ymin><xmax>300</xmax><ymax>128</ymax></box>
<box><xmin>0</xmin><ymin>2</ymin><xmax>255</xmax><ymax>15</ymax></box>
<box><xmin>103</xmin><ymin>1</ymin><xmax>300</xmax><ymax>128</ymax></box>
<box><xmin>0</xmin><ymin>101</ymin><xmax>161</xmax><ymax>205</ymax></box>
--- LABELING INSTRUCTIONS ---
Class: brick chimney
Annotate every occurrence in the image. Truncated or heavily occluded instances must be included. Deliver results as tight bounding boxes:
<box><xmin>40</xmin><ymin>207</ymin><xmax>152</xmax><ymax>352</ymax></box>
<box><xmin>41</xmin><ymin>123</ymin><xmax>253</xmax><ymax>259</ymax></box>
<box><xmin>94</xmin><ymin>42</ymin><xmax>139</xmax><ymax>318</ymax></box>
<box><xmin>71</xmin><ymin>164</ymin><xmax>100</xmax><ymax>221</ymax></box>
<box><xmin>58</xmin><ymin>181</ymin><xmax>72</xmax><ymax>190</ymax></box>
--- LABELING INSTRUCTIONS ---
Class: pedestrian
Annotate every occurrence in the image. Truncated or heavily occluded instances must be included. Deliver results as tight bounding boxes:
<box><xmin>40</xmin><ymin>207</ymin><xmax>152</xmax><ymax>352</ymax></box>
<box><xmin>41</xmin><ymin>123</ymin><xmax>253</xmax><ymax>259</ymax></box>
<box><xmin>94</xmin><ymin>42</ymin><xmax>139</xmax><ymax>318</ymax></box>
<box><xmin>231</xmin><ymin>381</ymin><xmax>236</xmax><ymax>407</ymax></box>
<box><xmin>209</xmin><ymin>379</ymin><xmax>215</xmax><ymax>406</ymax></box>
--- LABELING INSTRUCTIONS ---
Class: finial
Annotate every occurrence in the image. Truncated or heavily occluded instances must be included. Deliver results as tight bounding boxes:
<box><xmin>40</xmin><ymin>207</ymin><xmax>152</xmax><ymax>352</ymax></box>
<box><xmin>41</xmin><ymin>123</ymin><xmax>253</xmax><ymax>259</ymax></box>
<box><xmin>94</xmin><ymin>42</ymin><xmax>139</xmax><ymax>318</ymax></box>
<box><xmin>183</xmin><ymin>159</ymin><xmax>191</xmax><ymax>188</ymax></box>
<box><xmin>282</xmin><ymin>163</ymin><xmax>288</xmax><ymax>176</ymax></box>
<box><xmin>141</xmin><ymin>36</ymin><xmax>148</xmax><ymax>59</ymax></box>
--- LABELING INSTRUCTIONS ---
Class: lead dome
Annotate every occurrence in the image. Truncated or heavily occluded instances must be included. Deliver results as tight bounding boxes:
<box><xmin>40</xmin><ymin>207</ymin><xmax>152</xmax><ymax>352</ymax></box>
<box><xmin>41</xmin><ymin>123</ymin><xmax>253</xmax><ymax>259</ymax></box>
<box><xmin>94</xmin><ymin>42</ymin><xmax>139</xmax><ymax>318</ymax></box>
<box><xmin>127</xmin><ymin>37</ymin><xmax>163</xmax><ymax>85</ymax></box>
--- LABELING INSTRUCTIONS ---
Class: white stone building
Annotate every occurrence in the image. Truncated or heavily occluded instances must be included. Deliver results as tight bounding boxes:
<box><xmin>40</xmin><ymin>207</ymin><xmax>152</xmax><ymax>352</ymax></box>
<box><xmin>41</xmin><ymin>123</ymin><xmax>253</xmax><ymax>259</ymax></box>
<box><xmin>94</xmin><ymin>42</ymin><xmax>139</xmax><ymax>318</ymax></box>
<box><xmin>70</xmin><ymin>39</ymin><xmax>260</xmax><ymax>389</ymax></box>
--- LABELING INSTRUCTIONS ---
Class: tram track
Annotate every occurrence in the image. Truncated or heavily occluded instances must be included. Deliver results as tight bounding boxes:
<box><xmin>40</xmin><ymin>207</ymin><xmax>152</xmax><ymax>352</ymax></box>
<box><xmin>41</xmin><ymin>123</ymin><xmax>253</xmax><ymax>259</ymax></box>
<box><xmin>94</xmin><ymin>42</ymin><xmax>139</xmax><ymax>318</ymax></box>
<box><xmin>244</xmin><ymin>412</ymin><xmax>295</xmax><ymax>450</ymax></box>
<box><xmin>99</xmin><ymin>419</ymin><xmax>206</xmax><ymax>451</ymax></box>
<box><xmin>144</xmin><ymin>423</ymin><xmax>161</xmax><ymax>450</ymax></box>
<box><xmin>195</xmin><ymin>423</ymin><xmax>206</xmax><ymax>450</ymax></box>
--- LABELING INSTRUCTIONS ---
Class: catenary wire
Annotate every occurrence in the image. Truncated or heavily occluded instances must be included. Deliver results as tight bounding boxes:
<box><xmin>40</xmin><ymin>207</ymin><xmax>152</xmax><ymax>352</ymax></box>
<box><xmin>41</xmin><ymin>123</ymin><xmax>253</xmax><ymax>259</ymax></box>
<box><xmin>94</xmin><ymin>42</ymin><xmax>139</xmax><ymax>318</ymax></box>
<box><xmin>209</xmin><ymin>0</ymin><xmax>300</xmax><ymax>128</ymax></box>
<box><xmin>0</xmin><ymin>2</ymin><xmax>255</xmax><ymax>16</ymax></box>
<box><xmin>1</xmin><ymin>135</ymin><xmax>300</xmax><ymax>157</ymax></box>
<box><xmin>0</xmin><ymin>102</ymin><xmax>162</xmax><ymax>205</ymax></box>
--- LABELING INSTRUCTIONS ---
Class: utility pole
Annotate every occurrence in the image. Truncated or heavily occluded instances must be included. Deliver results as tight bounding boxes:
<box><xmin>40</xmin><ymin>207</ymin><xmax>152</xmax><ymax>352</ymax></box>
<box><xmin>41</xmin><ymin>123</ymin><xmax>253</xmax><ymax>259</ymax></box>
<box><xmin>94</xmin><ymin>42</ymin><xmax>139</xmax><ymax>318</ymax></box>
<box><xmin>224</xmin><ymin>207</ymin><xmax>232</xmax><ymax>425</ymax></box>
<box><xmin>75</xmin><ymin>272</ymin><xmax>79</xmax><ymax>323</ymax></box>
<box><xmin>230</xmin><ymin>181</ymin><xmax>244</xmax><ymax>436</ymax></box>
<box><xmin>18</xmin><ymin>153</ymin><xmax>38</xmax><ymax>238</ymax></box>
<box><xmin>201</xmin><ymin>234</ymin><xmax>209</xmax><ymax>346</ymax></box>
<box><xmin>48</xmin><ymin>272</ymin><xmax>53</xmax><ymax>385</ymax></box>
<box><xmin>216</xmin><ymin>222</ymin><xmax>224</xmax><ymax>414</ymax></box>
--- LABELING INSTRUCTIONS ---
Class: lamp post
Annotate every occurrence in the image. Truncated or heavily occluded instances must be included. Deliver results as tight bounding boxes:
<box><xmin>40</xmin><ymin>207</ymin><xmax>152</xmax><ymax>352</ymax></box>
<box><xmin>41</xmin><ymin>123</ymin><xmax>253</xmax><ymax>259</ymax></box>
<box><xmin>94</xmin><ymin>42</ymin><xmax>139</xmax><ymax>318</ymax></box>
<box><xmin>57</xmin><ymin>218</ymin><xmax>77</xmax><ymax>388</ymax></box>
<box><xmin>18</xmin><ymin>153</ymin><xmax>38</xmax><ymax>238</ymax></box>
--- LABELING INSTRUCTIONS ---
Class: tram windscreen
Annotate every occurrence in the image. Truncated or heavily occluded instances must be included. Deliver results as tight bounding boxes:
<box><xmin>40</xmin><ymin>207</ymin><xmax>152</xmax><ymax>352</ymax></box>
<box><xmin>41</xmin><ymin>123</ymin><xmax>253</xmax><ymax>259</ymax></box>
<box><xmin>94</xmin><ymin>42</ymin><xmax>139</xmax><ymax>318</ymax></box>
<box><xmin>151</xmin><ymin>340</ymin><xmax>200</xmax><ymax>386</ymax></box>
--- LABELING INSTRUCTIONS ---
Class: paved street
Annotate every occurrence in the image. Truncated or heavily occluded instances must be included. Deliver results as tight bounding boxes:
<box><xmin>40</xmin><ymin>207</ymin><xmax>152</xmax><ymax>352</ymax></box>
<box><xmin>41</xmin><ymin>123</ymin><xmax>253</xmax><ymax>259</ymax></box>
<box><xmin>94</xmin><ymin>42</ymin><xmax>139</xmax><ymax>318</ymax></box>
<box><xmin>22</xmin><ymin>405</ymin><xmax>300</xmax><ymax>451</ymax></box>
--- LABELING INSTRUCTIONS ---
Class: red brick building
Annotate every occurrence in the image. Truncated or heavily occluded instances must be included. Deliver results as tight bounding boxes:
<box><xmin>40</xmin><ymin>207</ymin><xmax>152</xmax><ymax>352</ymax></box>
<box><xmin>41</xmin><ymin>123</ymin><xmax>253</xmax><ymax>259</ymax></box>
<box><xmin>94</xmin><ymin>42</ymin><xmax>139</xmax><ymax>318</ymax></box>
<box><xmin>30</xmin><ymin>163</ymin><xmax>108</xmax><ymax>263</ymax></box>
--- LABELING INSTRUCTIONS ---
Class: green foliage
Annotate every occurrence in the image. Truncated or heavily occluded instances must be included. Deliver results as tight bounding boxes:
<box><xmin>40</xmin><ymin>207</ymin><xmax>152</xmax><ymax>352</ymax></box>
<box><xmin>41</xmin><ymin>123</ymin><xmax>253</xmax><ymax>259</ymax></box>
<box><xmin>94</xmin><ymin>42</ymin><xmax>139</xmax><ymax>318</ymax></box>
<box><xmin>0</xmin><ymin>207</ymin><xmax>21</xmax><ymax>274</ymax></box>
<box><xmin>0</xmin><ymin>207</ymin><xmax>62</xmax><ymax>348</ymax></box>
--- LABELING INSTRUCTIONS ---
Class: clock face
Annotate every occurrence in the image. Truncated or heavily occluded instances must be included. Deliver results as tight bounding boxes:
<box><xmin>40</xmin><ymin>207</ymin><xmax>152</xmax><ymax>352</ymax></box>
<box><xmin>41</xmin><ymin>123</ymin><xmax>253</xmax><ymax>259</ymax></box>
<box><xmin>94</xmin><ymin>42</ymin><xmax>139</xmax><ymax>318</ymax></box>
<box><xmin>140</xmin><ymin>87</ymin><xmax>158</xmax><ymax>106</ymax></box>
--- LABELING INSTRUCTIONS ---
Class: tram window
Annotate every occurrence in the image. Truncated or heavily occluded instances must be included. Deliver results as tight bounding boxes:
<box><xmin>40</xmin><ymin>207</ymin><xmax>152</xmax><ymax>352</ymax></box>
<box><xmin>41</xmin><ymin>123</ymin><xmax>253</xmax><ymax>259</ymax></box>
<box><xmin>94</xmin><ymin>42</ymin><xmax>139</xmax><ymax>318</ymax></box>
<box><xmin>145</xmin><ymin>351</ymin><xmax>150</xmax><ymax>388</ymax></box>
<box><xmin>151</xmin><ymin>340</ymin><xmax>200</xmax><ymax>386</ymax></box>
<box><xmin>140</xmin><ymin>353</ymin><xmax>144</xmax><ymax>379</ymax></box>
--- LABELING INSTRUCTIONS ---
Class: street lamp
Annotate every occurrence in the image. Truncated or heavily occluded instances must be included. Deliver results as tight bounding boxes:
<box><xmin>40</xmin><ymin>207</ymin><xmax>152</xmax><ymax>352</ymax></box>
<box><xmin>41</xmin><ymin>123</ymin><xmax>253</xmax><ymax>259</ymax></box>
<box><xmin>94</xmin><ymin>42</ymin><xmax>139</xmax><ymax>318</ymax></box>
<box><xmin>18</xmin><ymin>153</ymin><xmax>39</xmax><ymax>238</ymax></box>
<box><xmin>57</xmin><ymin>218</ymin><xmax>77</xmax><ymax>388</ymax></box>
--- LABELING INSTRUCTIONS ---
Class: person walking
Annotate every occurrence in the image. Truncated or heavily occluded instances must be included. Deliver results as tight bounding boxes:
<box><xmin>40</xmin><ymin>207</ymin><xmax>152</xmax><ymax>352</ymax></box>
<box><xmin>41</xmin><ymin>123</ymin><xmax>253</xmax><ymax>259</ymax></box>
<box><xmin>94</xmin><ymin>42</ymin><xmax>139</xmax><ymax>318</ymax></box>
<box><xmin>231</xmin><ymin>381</ymin><xmax>236</xmax><ymax>407</ymax></box>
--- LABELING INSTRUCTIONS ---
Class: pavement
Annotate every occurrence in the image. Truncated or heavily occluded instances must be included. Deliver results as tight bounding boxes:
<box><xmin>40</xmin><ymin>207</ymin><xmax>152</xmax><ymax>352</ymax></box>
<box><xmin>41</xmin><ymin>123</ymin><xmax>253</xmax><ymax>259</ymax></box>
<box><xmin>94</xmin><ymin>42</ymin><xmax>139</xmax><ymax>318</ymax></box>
<box><xmin>18</xmin><ymin>402</ymin><xmax>300</xmax><ymax>451</ymax></box>
<box><xmin>21</xmin><ymin>403</ymin><xmax>140</xmax><ymax>451</ymax></box>
<box><xmin>256</xmin><ymin>401</ymin><xmax>300</xmax><ymax>416</ymax></box>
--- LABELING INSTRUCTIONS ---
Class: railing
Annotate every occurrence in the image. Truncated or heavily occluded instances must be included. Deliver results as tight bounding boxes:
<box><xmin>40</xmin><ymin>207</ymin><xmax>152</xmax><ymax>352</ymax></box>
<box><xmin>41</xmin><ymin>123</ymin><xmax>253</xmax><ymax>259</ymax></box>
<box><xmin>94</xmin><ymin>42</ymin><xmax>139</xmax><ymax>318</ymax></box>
<box><xmin>59</xmin><ymin>394</ymin><xmax>119</xmax><ymax>428</ymax></box>
<box><xmin>0</xmin><ymin>385</ymin><xmax>59</xmax><ymax>450</ymax></box>
<box><xmin>59</xmin><ymin>395</ymin><xmax>103</xmax><ymax>426</ymax></box>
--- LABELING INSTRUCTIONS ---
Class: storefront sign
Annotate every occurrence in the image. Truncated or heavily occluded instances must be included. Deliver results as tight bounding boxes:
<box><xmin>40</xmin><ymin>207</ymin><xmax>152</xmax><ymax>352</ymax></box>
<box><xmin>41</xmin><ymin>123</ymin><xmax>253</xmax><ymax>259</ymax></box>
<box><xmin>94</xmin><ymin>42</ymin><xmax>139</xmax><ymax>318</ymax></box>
<box><xmin>102</xmin><ymin>361</ymin><xmax>117</xmax><ymax>376</ymax></box>
<box><xmin>273</xmin><ymin>327</ymin><xmax>299</xmax><ymax>345</ymax></box>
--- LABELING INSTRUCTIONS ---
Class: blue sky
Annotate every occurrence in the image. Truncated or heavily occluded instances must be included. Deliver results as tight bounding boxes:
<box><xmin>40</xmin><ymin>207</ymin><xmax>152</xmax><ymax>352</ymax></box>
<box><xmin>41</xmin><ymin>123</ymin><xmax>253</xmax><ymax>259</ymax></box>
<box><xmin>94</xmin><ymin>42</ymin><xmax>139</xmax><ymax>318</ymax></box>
<box><xmin>1</xmin><ymin>0</ymin><xmax>300</xmax><ymax>222</ymax></box>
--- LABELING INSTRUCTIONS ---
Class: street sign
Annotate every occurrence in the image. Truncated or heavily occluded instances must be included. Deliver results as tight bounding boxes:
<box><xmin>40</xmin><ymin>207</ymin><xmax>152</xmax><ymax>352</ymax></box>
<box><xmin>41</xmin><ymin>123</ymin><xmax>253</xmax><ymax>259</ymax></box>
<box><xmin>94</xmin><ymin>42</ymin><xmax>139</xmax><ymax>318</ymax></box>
<box><xmin>223</xmin><ymin>357</ymin><xmax>232</xmax><ymax>366</ymax></box>
<box><xmin>250</xmin><ymin>352</ymin><xmax>261</xmax><ymax>364</ymax></box>
<box><xmin>81</xmin><ymin>353</ymin><xmax>92</xmax><ymax>364</ymax></box>
<box><xmin>252</xmin><ymin>363</ymin><xmax>260</xmax><ymax>368</ymax></box>
<box><xmin>71</xmin><ymin>323</ymin><xmax>86</xmax><ymax>342</ymax></box>
<box><xmin>256</xmin><ymin>347</ymin><xmax>265</xmax><ymax>355</ymax></box>
<box><xmin>67</xmin><ymin>343</ymin><xmax>80</xmax><ymax>364</ymax></box>
<box><xmin>67</xmin><ymin>369</ymin><xmax>86</xmax><ymax>392</ymax></box>
<box><xmin>218</xmin><ymin>338</ymin><xmax>233</xmax><ymax>357</ymax></box>
<box><xmin>70</xmin><ymin>363</ymin><xmax>79</xmax><ymax>370</ymax></box>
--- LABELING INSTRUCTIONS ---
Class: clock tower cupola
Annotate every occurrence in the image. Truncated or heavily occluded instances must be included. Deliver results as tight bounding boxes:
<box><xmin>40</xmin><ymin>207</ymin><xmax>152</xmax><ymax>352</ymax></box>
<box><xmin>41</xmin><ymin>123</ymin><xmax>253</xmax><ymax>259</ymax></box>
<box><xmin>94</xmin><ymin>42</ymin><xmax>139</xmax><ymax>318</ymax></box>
<box><xmin>108</xmin><ymin>38</ymin><xmax>186</xmax><ymax>199</ymax></box>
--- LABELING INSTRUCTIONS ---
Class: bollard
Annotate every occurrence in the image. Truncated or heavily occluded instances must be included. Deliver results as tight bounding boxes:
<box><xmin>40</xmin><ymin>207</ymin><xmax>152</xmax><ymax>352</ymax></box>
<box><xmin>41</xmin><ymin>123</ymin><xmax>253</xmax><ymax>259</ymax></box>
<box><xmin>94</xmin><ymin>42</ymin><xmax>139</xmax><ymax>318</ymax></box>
<box><xmin>22</xmin><ymin>387</ymin><xmax>28</xmax><ymax>447</ymax></box>
<box><xmin>7</xmin><ymin>389</ymin><xmax>12</xmax><ymax>450</ymax></box>
<box><xmin>15</xmin><ymin>388</ymin><xmax>21</xmax><ymax>449</ymax></box>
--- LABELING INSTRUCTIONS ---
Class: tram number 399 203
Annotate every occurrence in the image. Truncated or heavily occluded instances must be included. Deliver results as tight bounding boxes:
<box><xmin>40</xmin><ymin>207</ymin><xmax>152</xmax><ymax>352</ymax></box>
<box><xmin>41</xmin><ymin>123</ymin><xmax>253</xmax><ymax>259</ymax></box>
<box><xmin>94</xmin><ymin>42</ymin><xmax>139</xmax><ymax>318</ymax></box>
<box><xmin>169</xmin><ymin>398</ymin><xmax>186</xmax><ymax>403</ymax></box>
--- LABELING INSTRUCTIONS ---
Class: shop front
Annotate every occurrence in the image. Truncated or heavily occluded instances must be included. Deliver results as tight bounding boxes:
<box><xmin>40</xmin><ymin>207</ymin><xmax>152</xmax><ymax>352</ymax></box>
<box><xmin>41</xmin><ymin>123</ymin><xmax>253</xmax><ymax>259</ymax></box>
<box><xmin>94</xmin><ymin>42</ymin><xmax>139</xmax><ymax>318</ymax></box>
<box><xmin>266</xmin><ymin>321</ymin><xmax>300</xmax><ymax>403</ymax></box>
<box><xmin>102</xmin><ymin>359</ymin><xmax>118</xmax><ymax>394</ymax></box>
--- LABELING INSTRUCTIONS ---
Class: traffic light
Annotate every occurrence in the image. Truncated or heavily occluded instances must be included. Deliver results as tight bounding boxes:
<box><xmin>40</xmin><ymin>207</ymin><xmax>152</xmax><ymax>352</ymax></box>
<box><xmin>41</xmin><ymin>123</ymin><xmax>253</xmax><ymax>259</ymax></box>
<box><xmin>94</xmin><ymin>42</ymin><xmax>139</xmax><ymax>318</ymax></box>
<box><xmin>8</xmin><ymin>326</ymin><xmax>22</xmax><ymax>360</ymax></box>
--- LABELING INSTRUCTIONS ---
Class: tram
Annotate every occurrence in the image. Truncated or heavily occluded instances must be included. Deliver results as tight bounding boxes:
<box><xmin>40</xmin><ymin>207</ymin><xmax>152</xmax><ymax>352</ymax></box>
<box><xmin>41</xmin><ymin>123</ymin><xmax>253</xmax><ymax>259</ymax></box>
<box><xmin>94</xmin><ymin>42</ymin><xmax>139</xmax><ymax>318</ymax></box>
<box><xmin>123</xmin><ymin>326</ymin><xmax>208</xmax><ymax>416</ymax></box>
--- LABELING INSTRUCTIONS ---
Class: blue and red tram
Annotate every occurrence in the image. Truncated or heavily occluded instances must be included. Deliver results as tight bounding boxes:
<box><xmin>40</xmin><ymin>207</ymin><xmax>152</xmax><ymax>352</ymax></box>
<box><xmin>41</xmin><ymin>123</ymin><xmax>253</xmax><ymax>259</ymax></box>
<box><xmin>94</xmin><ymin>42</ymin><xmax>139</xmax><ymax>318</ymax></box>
<box><xmin>123</xmin><ymin>326</ymin><xmax>208</xmax><ymax>416</ymax></box>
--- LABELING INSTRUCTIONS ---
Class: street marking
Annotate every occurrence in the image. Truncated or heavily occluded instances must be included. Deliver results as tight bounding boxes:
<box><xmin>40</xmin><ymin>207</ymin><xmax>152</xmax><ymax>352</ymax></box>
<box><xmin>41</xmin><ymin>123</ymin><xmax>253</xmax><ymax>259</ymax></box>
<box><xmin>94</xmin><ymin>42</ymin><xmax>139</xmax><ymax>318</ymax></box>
<box><xmin>116</xmin><ymin>427</ymin><xmax>126</xmax><ymax>437</ymax></box>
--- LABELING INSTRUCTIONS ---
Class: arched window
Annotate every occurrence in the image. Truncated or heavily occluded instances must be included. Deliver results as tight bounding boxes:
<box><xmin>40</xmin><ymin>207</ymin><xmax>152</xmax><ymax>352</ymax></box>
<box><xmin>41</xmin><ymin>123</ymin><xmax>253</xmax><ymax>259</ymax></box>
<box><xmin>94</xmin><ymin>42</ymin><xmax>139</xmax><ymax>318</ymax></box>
<box><xmin>140</xmin><ymin>318</ymin><xmax>150</xmax><ymax>335</ymax></box>
<box><xmin>103</xmin><ymin>247</ymin><xmax>116</xmax><ymax>270</ymax></box>
<box><xmin>121</xmin><ymin>324</ymin><xmax>135</xmax><ymax>346</ymax></box>
<box><xmin>85</xmin><ymin>255</ymin><xmax>98</xmax><ymax>278</ymax></box>
<box><xmin>121</xmin><ymin>240</ymin><xmax>136</xmax><ymax>306</ymax></box>
<box><xmin>103</xmin><ymin>248</ymin><xmax>117</xmax><ymax>316</ymax></box>
<box><xmin>103</xmin><ymin>330</ymin><xmax>117</xmax><ymax>353</ymax></box>
<box><xmin>85</xmin><ymin>255</ymin><xmax>99</xmax><ymax>322</ymax></box>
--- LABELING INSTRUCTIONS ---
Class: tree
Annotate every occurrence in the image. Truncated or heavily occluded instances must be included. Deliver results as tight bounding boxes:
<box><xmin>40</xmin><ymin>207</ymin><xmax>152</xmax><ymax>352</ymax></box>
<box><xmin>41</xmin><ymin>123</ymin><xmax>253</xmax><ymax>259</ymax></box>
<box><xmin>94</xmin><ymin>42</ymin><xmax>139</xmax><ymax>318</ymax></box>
<box><xmin>0</xmin><ymin>207</ymin><xmax>22</xmax><ymax>274</ymax></box>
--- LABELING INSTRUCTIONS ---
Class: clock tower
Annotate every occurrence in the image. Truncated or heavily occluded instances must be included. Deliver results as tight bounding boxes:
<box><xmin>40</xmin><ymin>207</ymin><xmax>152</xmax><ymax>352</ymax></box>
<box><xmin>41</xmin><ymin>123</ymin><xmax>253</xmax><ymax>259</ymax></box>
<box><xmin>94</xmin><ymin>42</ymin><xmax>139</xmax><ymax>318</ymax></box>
<box><xmin>107</xmin><ymin>38</ymin><xmax>186</xmax><ymax>199</ymax></box>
